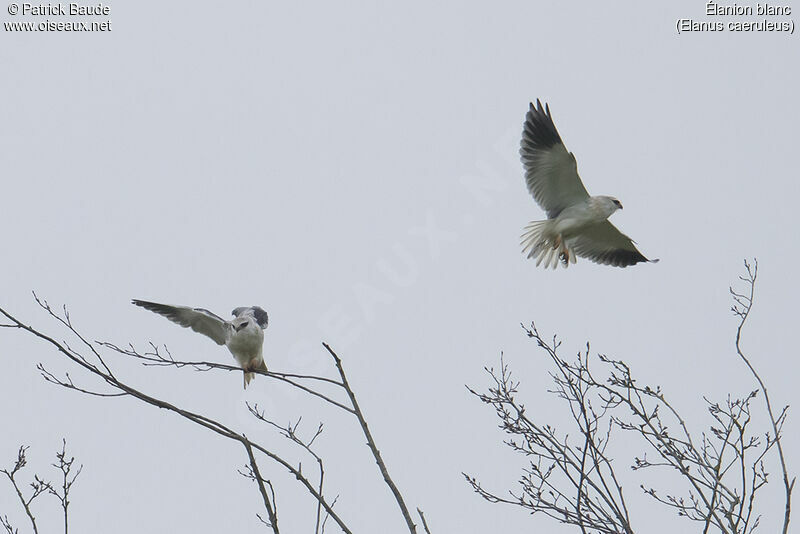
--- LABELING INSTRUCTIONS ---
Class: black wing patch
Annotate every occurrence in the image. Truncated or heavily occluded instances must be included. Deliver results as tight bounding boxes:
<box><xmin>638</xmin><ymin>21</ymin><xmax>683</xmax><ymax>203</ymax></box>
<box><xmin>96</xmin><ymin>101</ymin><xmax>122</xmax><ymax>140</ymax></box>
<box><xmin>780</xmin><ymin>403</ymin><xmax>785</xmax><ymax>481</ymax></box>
<box><xmin>250</xmin><ymin>306</ymin><xmax>269</xmax><ymax>329</ymax></box>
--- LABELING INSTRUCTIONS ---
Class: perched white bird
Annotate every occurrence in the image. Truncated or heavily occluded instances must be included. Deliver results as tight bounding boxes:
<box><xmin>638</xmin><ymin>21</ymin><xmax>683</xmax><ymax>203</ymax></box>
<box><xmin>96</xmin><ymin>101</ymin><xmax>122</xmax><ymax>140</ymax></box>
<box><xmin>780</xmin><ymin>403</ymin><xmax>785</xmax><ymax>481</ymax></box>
<box><xmin>132</xmin><ymin>300</ymin><xmax>269</xmax><ymax>388</ymax></box>
<box><xmin>520</xmin><ymin>100</ymin><xmax>657</xmax><ymax>268</ymax></box>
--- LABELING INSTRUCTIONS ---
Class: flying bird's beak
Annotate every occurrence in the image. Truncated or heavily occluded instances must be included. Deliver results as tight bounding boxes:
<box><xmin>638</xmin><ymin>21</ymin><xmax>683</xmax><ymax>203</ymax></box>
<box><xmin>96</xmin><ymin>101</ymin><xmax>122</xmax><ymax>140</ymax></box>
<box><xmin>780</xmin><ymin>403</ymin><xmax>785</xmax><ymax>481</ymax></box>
<box><xmin>235</xmin><ymin>322</ymin><xmax>249</xmax><ymax>332</ymax></box>
<box><xmin>618</xmin><ymin>203</ymin><xmax>623</xmax><ymax>210</ymax></box>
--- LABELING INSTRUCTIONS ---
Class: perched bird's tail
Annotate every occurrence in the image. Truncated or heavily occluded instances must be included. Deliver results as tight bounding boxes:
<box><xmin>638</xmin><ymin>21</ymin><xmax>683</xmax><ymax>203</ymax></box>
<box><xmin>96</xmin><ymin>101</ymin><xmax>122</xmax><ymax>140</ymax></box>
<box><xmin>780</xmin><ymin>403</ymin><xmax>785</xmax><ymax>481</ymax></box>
<box><xmin>243</xmin><ymin>360</ymin><xmax>269</xmax><ymax>389</ymax></box>
<box><xmin>521</xmin><ymin>220</ymin><xmax>575</xmax><ymax>269</ymax></box>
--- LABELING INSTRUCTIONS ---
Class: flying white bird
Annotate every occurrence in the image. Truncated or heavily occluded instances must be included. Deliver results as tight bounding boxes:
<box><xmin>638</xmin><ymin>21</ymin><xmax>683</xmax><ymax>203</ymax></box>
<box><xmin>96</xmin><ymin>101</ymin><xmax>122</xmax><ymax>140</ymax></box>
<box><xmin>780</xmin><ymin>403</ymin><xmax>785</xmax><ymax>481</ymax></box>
<box><xmin>132</xmin><ymin>300</ymin><xmax>269</xmax><ymax>389</ymax></box>
<box><xmin>520</xmin><ymin>100</ymin><xmax>657</xmax><ymax>268</ymax></box>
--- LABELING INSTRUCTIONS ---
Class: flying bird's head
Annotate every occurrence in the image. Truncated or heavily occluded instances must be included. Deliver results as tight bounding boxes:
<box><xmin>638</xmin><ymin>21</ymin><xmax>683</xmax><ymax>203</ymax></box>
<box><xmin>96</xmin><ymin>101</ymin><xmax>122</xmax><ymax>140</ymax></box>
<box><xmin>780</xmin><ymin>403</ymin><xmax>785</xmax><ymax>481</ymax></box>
<box><xmin>595</xmin><ymin>195</ymin><xmax>623</xmax><ymax>217</ymax></box>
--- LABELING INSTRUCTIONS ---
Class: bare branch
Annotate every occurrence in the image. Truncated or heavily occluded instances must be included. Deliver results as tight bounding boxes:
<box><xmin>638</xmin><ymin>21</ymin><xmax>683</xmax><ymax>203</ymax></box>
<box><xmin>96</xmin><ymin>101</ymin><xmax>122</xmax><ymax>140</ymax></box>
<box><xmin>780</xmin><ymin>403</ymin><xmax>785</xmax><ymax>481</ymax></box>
<box><xmin>465</xmin><ymin>347</ymin><xmax>634</xmax><ymax>534</ymax></box>
<box><xmin>243</xmin><ymin>439</ymin><xmax>279</xmax><ymax>534</ymax></box>
<box><xmin>730</xmin><ymin>259</ymin><xmax>794</xmax><ymax>534</ymax></box>
<box><xmin>468</xmin><ymin>259</ymin><xmax>792</xmax><ymax>534</ymax></box>
<box><xmin>0</xmin><ymin>514</ymin><xmax>19</xmax><ymax>534</ymax></box>
<box><xmin>48</xmin><ymin>439</ymin><xmax>82</xmax><ymax>534</ymax></box>
<box><xmin>96</xmin><ymin>341</ymin><xmax>356</xmax><ymax>414</ymax></box>
<box><xmin>247</xmin><ymin>405</ymin><xmax>327</xmax><ymax>534</ymax></box>
<box><xmin>0</xmin><ymin>446</ymin><xmax>52</xmax><ymax>534</ymax></box>
<box><xmin>417</xmin><ymin>508</ymin><xmax>432</xmax><ymax>534</ymax></box>
<box><xmin>323</xmin><ymin>342</ymin><xmax>421</xmax><ymax>534</ymax></box>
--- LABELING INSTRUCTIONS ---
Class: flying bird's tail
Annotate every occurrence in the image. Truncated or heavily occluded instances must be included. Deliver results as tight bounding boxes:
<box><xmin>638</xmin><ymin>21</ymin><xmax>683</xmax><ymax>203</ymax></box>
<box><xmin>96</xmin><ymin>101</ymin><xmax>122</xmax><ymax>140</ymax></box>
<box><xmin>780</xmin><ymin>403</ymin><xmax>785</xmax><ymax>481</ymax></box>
<box><xmin>243</xmin><ymin>360</ymin><xmax>269</xmax><ymax>389</ymax></box>
<box><xmin>521</xmin><ymin>220</ymin><xmax>575</xmax><ymax>269</ymax></box>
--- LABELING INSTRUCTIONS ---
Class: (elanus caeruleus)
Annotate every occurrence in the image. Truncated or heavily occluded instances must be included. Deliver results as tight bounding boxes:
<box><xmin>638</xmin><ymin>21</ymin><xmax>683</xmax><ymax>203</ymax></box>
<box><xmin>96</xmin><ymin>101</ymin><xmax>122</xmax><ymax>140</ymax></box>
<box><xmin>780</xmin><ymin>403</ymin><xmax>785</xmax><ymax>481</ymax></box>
<box><xmin>520</xmin><ymin>100</ymin><xmax>657</xmax><ymax>268</ymax></box>
<box><xmin>132</xmin><ymin>300</ymin><xmax>269</xmax><ymax>389</ymax></box>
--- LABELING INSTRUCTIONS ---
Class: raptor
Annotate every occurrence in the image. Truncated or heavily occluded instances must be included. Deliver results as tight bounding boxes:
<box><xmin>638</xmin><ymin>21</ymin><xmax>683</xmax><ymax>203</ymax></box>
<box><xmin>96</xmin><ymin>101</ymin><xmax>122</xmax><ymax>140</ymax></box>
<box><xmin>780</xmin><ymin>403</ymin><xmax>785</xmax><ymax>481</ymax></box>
<box><xmin>519</xmin><ymin>99</ymin><xmax>657</xmax><ymax>268</ymax></box>
<box><xmin>132</xmin><ymin>299</ymin><xmax>269</xmax><ymax>388</ymax></box>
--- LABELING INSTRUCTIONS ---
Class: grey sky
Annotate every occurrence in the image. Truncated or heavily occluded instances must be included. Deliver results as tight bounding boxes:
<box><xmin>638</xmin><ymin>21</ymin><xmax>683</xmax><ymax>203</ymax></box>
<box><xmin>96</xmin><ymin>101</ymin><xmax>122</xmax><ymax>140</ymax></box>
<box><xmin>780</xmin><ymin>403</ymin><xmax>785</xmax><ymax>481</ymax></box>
<box><xmin>1</xmin><ymin>1</ymin><xmax>798</xmax><ymax>532</ymax></box>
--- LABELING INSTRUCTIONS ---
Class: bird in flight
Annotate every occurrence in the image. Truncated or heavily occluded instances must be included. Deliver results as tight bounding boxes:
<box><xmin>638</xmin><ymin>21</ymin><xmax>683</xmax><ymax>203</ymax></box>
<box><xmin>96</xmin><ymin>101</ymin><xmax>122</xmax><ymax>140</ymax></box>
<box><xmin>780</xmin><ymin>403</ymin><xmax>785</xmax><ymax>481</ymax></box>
<box><xmin>519</xmin><ymin>100</ymin><xmax>657</xmax><ymax>268</ymax></box>
<box><xmin>132</xmin><ymin>300</ymin><xmax>269</xmax><ymax>388</ymax></box>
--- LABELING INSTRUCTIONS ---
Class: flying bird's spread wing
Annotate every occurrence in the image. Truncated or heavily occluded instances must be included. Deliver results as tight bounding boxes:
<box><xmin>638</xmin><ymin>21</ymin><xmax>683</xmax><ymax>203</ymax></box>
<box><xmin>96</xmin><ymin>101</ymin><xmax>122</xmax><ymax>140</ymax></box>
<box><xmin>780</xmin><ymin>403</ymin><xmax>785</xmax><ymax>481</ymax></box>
<box><xmin>132</xmin><ymin>300</ymin><xmax>229</xmax><ymax>345</ymax></box>
<box><xmin>569</xmin><ymin>221</ymin><xmax>651</xmax><ymax>267</ymax></box>
<box><xmin>232</xmin><ymin>306</ymin><xmax>269</xmax><ymax>329</ymax></box>
<box><xmin>520</xmin><ymin>99</ymin><xmax>590</xmax><ymax>218</ymax></box>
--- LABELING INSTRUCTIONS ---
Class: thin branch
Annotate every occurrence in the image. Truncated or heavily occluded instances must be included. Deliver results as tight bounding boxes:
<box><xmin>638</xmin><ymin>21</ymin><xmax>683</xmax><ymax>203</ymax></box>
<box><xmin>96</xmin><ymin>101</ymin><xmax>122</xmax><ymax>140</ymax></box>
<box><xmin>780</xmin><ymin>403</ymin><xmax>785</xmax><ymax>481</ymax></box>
<box><xmin>48</xmin><ymin>439</ymin><xmax>82</xmax><ymax>534</ymax></box>
<box><xmin>96</xmin><ymin>341</ymin><xmax>355</xmax><ymax>414</ymax></box>
<box><xmin>465</xmin><ymin>346</ymin><xmax>634</xmax><ymax>534</ymax></box>
<box><xmin>0</xmin><ymin>514</ymin><xmax>18</xmax><ymax>534</ymax></box>
<box><xmin>323</xmin><ymin>342</ymin><xmax>419</xmax><ymax>534</ymax></box>
<box><xmin>0</xmin><ymin>447</ymin><xmax>49</xmax><ymax>534</ymax></box>
<box><xmin>730</xmin><ymin>259</ymin><xmax>794</xmax><ymax>534</ymax></box>
<box><xmin>243</xmin><ymin>439</ymin><xmax>279</xmax><ymax>534</ymax></box>
<box><xmin>247</xmin><ymin>406</ymin><xmax>327</xmax><ymax>534</ymax></box>
<box><xmin>417</xmin><ymin>508</ymin><xmax>432</xmax><ymax>534</ymax></box>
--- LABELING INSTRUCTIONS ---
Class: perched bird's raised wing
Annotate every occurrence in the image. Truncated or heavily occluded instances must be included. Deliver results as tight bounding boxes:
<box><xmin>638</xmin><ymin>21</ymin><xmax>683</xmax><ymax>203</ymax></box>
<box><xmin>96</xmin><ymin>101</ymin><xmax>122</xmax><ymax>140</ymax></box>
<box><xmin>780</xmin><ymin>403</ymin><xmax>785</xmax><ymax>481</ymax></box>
<box><xmin>520</xmin><ymin>100</ymin><xmax>590</xmax><ymax>218</ymax></box>
<box><xmin>232</xmin><ymin>306</ymin><xmax>269</xmax><ymax>329</ymax></box>
<box><xmin>132</xmin><ymin>300</ymin><xmax>230</xmax><ymax>345</ymax></box>
<box><xmin>569</xmin><ymin>222</ymin><xmax>654</xmax><ymax>267</ymax></box>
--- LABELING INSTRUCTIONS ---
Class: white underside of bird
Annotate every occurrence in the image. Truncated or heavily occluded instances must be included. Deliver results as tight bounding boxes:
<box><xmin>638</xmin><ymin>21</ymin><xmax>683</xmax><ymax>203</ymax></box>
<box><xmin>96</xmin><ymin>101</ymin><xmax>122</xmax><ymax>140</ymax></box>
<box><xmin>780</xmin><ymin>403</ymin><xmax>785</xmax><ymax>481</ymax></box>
<box><xmin>132</xmin><ymin>300</ymin><xmax>269</xmax><ymax>389</ymax></box>
<box><xmin>521</xmin><ymin>196</ymin><xmax>621</xmax><ymax>269</ymax></box>
<box><xmin>227</xmin><ymin>316</ymin><xmax>268</xmax><ymax>388</ymax></box>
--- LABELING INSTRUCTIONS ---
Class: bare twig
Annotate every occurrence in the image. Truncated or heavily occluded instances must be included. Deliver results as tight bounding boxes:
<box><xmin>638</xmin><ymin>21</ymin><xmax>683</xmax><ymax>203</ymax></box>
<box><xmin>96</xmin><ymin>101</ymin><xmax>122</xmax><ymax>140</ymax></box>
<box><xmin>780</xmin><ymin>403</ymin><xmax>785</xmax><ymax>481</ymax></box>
<box><xmin>243</xmin><ymin>439</ymin><xmax>279</xmax><ymax>534</ymax></box>
<box><xmin>417</xmin><ymin>508</ymin><xmax>432</xmax><ymax>534</ymax></box>
<box><xmin>247</xmin><ymin>406</ymin><xmax>328</xmax><ymax>534</ymax></box>
<box><xmin>0</xmin><ymin>447</ymin><xmax>52</xmax><ymax>534</ymax></box>
<box><xmin>465</xmin><ymin>348</ymin><xmax>634</xmax><ymax>534</ymax></box>
<box><xmin>96</xmin><ymin>341</ymin><xmax>355</xmax><ymax>414</ymax></box>
<box><xmin>48</xmin><ymin>439</ymin><xmax>82</xmax><ymax>534</ymax></box>
<box><xmin>324</xmin><ymin>342</ymin><xmax>420</xmax><ymax>534</ymax></box>
<box><xmin>730</xmin><ymin>259</ymin><xmax>794</xmax><ymax>534</ymax></box>
<box><xmin>0</xmin><ymin>514</ymin><xmax>19</xmax><ymax>534</ymax></box>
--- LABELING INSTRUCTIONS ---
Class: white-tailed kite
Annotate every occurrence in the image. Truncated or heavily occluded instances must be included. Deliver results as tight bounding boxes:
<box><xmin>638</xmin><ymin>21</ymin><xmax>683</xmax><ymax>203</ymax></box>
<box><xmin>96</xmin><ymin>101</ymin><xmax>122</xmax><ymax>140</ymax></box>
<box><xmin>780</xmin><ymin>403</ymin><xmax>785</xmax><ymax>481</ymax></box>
<box><xmin>132</xmin><ymin>300</ymin><xmax>269</xmax><ymax>389</ymax></box>
<box><xmin>519</xmin><ymin>100</ymin><xmax>657</xmax><ymax>268</ymax></box>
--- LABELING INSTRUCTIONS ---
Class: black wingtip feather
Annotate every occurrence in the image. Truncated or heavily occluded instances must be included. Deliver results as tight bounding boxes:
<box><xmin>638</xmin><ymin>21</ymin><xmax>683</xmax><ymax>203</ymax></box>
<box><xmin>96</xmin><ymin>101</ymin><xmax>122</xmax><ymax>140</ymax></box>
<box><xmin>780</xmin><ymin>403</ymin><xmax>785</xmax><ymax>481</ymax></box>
<box><xmin>611</xmin><ymin>250</ymin><xmax>651</xmax><ymax>268</ymax></box>
<box><xmin>132</xmin><ymin>299</ymin><xmax>176</xmax><ymax>316</ymax></box>
<box><xmin>132</xmin><ymin>299</ymin><xmax>159</xmax><ymax>310</ymax></box>
<box><xmin>521</xmin><ymin>99</ymin><xmax>563</xmax><ymax>152</ymax></box>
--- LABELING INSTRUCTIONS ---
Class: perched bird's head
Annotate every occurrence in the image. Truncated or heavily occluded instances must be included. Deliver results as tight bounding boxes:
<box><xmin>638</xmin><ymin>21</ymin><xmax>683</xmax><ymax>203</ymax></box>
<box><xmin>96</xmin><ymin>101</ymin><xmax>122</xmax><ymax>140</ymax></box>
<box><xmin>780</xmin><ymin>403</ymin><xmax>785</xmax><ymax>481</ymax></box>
<box><xmin>231</xmin><ymin>306</ymin><xmax>269</xmax><ymax>329</ymax></box>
